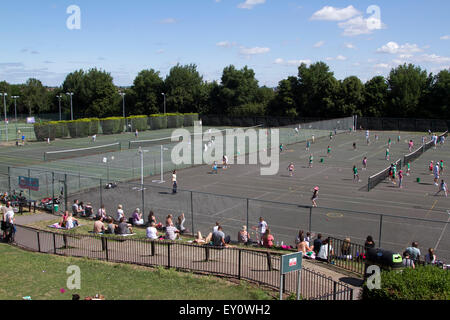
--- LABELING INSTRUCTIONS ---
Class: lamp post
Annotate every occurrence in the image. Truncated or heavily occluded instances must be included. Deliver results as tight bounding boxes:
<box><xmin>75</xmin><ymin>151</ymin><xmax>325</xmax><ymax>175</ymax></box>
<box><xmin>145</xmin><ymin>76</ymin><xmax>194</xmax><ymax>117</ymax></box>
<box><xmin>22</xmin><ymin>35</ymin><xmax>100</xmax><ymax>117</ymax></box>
<box><xmin>137</xmin><ymin>147</ymin><xmax>149</xmax><ymax>190</ymax></box>
<box><xmin>66</xmin><ymin>92</ymin><xmax>74</xmax><ymax>120</ymax></box>
<box><xmin>56</xmin><ymin>95</ymin><xmax>63</xmax><ymax>121</ymax></box>
<box><xmin>0</xmin><ymin>93</ymin><xmax>8</xmax><ymax>142</ymax></box>
<box><xmin>11</xmin><ymin>96</ymin><xmax>19</xmax><ymax>123</ymax></box>
<box><xmin>119</xmin><ymin>92</ymin><xmax>126</xmax><ymax>131</ymax></box>
<box><xmin>161</xmin><ymin>93</ymin><xmax>166</xmax><ymax>114</ymax></box>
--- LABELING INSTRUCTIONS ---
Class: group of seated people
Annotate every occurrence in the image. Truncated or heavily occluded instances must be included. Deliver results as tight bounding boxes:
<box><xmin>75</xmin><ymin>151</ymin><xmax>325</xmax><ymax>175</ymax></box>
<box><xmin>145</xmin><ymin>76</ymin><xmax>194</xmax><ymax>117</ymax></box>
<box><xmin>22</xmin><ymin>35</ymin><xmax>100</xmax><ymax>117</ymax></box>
<box><xmin>402</xmin><ymin>241</ymin><xmax>440</xmax><ymax>269</ymax></box>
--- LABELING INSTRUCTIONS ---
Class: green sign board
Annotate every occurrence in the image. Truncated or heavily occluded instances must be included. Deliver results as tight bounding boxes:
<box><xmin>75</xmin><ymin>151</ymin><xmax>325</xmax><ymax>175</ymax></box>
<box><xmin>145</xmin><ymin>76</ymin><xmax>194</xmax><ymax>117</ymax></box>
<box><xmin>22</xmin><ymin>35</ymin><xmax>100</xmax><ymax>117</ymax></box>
<box><xmin>281</xmin><ymin>252</ymin><xmax>303</xmax><ymax>275</ymax></box>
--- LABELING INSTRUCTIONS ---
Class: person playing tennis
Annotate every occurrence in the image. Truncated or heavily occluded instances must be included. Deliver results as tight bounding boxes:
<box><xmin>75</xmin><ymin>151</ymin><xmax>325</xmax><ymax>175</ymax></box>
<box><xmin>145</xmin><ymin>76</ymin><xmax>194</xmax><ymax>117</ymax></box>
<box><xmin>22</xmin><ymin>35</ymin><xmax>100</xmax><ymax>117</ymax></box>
<box><xmin>212</xmin><ymin>161</ymin><xmax>218</xmax><ymax>174</ymax></box>
<box><xmin>362</xmin><ymin>157</ymin><xmax>368</xmax><ymax>170</ymax></box>
<box><xmin>311</xmin><ymin>187</ymin><xmax>319</xmax><ymax>207</ymax></box>
<box><xmin>406</xmin><ymin>162</ymin><xmax>411</xmax><ymax>176</ymax></box>
<box><xmin>308</xmin><ymin>154</ymin><xmax>314</xmax><ymax>168</ymax></box>
<box><xmin>353</xmin><ymin>165</ymin><xmax>361</xmax><ymax>183</ymax></box>
<box><xmin>398</xmin><ymin>170</ymin><xmax>404</xmax><ymax>189</ymax></box>
<box><xmin>435</xmin><ymin>180</ymin><xmax>448</xmax><ymax>197</ymax></box>
<box><xmin>306</xmin><ymin>140</ymin><xmax>311</xmax><ymax>151</ymax></box>
<box><xmin>439</xmin><ymin>160</ymin><xmax>444</xmax><ymax>174</ymax></box>
<box><xmin>385</xmin><ymin>148</ymin><xmax>390</xmax><ymax>161</ymax></box>
<box><xmin>327</xmin><ymin>146</ymin><xmax>331</xmax><ymax>157</ymax></box>
<box><xmin>287</xmin><ymin>162</ymin><xmax>295</xmax><ymax>177</ymax></box>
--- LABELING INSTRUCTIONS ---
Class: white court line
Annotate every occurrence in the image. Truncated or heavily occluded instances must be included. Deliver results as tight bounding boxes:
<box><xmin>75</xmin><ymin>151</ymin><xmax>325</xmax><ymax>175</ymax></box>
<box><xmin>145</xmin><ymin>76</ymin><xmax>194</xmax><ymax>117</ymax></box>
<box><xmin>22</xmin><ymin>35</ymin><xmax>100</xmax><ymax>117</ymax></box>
<box><xmin>434</xmin><ymin>214</ymin><xmax>450</xmax><ymax>250</ymax></box>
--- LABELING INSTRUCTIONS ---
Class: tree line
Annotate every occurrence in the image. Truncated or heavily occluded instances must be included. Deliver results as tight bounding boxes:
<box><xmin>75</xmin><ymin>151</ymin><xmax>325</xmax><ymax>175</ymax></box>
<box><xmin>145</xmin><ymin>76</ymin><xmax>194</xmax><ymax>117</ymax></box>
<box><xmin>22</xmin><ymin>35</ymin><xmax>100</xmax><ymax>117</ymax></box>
<box><xmin>0</xmin><ymin>62</ymin><xmax>448</xmax><ymax>120</ymax></box>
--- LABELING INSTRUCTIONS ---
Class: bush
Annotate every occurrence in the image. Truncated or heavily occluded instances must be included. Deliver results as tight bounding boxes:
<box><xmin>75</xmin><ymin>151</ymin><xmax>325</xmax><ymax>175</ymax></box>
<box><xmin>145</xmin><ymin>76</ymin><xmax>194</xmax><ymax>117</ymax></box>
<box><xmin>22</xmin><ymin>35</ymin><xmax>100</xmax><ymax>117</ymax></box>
<box><xmin>362</xmin><ymin>266</ymin><xmax>450</xmax><ymax>300</ymax></box>
<box><xmin>66</xmin><ymin>119</ymin><xmax>92</xmax><ymax>138</ymax></box>
<box><xmin>88</xmin><ymin>118</ymin><xmax>100</xmax><ymax>136</ymax></box>
<box><xmin>183</xmin><ymin>113</ymin><xmax>199</xmax><ymax>127</ymax></box>
<box><xmin>166</xmin><ymin>113</ymin><xmax>184</xmax><ymax>128</ymax></box>
<box><xmin>149</xmin><ymin>114</ymin><xmax>168</xmax><ymax>130</ymax></box>
<box><xmin>101</xmin><ymin>117</ymin><xmax>125</xmax><ymax>135</ymax></box>
<box><xmin>48</xmin><ymin>121</ymin><xmax>69</xmax><ymax>139</ymax></box>
<box><xmin>33</xmin><ymin>122</ymin><xmax>55</xmax><ymax>141</ymax></box>
<box><xmin>127</xmin><ymin>116</ymin><xmax>148</xmax><ymax>131</ymax></box>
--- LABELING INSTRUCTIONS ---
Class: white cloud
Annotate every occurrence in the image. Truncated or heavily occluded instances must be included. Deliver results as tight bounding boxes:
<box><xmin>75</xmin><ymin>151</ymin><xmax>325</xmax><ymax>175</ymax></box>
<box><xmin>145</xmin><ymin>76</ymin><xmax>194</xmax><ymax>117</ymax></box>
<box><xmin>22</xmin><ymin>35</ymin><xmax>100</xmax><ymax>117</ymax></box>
<box><xmin>311</xmin><ymin>5</ymin><xmax>360</xmax><ymax>21</ymax></box>
<box><xmin>416</xmin><ymin>54</ymin><xmax>450</xmax><ymax>64</ymax></box>
<box><xmin>440</xmin><ymin>35</ymin><xmax>450</xmax><ymax>40</ymax></box>
<box><xmin>374</xmin><ymin>63</ymin><xmax>390</xmax><ymax>69</ymax></box>
<box><xmin>345</xmin><ymin>43</ymin><xmax>356</xmax><ymax>49</ymax></box>
<box><xmin>338</xmin><ymin>16</ymin><xmax>385</xmax><ymax>36</ymax></box>
<box><xmin>239</xmin><ymin>46</ymin><xmax>270</xmax><ymax>55</ymax></box>
<box><xmin>326</xmin><ymin>55</ymin><xmax>347</xmax><ymax>61</ymax></box>
<box><xmin>313</xmin><ymin>41</ymin><xmax>325</xmax><ymax>48</ymax></box>
<box><xmin>237</xmin><ymin>0</ymin><xmax>265</xmax><ymax>10</ymax></box>
<box><xmin>216</xmin><ymin>41</ymin><xmax>236</xmax><ymax>48</ymax></box>
<box><xmin>274</xmin><ymin>58</ymin><xmax>311</xmax><ymax>66</ymax></box>
<box><xmin>376</xmin><ymin>42</ymin><xmax>422</xmax><ymax>54</ymax></box>
<box><xmin>156</xmin><ymin>49</ymin><xmax>165</xmax><ymax>54</ymax></box>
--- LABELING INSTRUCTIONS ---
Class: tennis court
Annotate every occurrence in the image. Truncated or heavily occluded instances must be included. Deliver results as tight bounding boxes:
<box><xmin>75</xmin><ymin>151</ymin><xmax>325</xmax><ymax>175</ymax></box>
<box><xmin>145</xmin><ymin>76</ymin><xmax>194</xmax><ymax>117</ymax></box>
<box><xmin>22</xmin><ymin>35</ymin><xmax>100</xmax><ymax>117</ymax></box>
<box><xmin>2</xmin><ymin>118</ymin><xmax>449</xmax><ymax>262</ymax></box>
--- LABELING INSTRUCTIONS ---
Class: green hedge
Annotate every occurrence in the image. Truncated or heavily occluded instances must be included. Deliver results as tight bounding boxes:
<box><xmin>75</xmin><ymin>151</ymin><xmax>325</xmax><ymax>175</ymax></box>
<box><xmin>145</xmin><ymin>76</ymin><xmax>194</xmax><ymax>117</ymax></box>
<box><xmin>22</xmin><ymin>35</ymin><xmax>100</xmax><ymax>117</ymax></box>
<box><xmin>127</xmin><ymin>116</ymin><xmax>148</xmax><ymax>131</ymax></box>
<box><xmin>66</xmin><ymin>119</ymin><xmax>93</xmax><ymax>138</ymax></box>
<box><xmin>183</xmin><ymin>113</ymin><xmax>199</xmax><ymax>127</ymax></box>
<box><xmin>149</xmin><ymin>114</ymin><xmax>168</xmax><ymax>130</ymax></box>
<box><xmin>33</xmin><ymin>123</ymin><xmax>55</xmax><ymax>141</ymax></box>
<box><xmin>362</xmin><ymin>266</ymin><xmax>450</xmax><ymax>300</ymax></box>
<box><xmin>166</xmin><ymin>113</ymin><xmax>184</xmax><ymax>128</ymax></box>
<box><xmin>101</xmin><ymin>117</ymin><xmax>125</xmax><ymax>135</ymax></box>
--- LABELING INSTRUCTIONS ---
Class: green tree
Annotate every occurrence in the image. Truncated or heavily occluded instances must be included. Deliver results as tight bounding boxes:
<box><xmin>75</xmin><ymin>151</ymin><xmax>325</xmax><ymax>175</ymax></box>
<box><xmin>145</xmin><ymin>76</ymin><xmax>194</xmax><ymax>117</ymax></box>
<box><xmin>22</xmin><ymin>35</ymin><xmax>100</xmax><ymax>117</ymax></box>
<box><xmin>364</xmin><ymin>76</ymin><xmax>388</xmax><ymax>117</ymax></box>
<box><xmin>22</xmin><ymin>78</ymin><xmax>48</xmax><ymax>116</ymax></box>
<box><xmin>164</xmin><ymin>64</ymin><xmax>207</xmax><ymax>114</ymax></box>
<box><xmin>429</xmin><ymin>69</ymin><xmax>450</xmax><ymax>119</ymax></box>
<box><xmin>387</xmin><ymin>64</ymin><xmax>430</xmax><ymax>117</ymax></box>
<box><xmin>268</xmin><ymin>76</ymin><xmax>298</xmax><ymax>116</ymax></box>
<box><xmin>337</xmin><ymin>76</ymin><xmax>365</xmax><ymax>116</ymax></box>
<box><xmin>296</xmin><ymin>62</ymin><xmax>339</xmax><ymax>117</ymax></box>
<box><xmin>132</xmin><ymin>69</ymin><xmax>164</xmax><ymax>115</ymax></box>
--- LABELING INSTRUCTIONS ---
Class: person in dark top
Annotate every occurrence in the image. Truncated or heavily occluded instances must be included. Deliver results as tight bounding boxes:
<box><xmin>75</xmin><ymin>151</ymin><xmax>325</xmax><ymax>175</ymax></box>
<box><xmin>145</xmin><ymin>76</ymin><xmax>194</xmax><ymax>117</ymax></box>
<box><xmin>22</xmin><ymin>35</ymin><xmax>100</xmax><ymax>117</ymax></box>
<box><xmin>313</xmin><ymin>233</ymin><xmax>323</xmax><ymax>255</ymax></box>
<box><xmin>364</xmin><ymin>235</ymin><xmax>375</xmax><ymax>251</ymax></box>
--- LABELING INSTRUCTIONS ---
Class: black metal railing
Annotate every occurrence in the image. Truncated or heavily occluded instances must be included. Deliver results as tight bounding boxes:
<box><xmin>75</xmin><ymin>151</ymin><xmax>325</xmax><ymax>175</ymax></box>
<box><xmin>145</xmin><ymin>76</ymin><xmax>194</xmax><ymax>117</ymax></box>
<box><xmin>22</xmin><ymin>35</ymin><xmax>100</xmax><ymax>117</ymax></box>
<box><xmin>13</xmin><ymin>224</ymin><xmax>354</xmax><ymax>300</ymax></box>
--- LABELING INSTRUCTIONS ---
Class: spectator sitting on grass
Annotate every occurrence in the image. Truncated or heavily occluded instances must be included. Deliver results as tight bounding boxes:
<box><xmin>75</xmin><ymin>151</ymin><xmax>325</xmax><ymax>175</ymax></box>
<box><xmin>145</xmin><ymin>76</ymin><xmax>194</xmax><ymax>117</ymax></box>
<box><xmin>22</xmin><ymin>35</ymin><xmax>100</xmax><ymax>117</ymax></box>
<box><xmin>116</xmin><ymin>204</ymin><xmax>124</xmax><ymax>222</ymax></box>
<box><xmin>105</xmin><ymin>218</ymin><xmax>116</xmax><ymax>234</ymax></box>
<box><xmin>193</xmin><ymin>231</ymin><xmax>213</xmax><ymax>245</ymax></box>
<box><xmin>59</xmin><ymin>211</ymin><xmax>69</xmax><ymax>228</ymax></box>
<box><xmin>175</xmin><ymin>213</ymin><xmax>186</xmax><ymax>234</ymax></box>
<box><xmin>72</xmin><ymin>200</ymin><xmax>82</xmax><ymax>217</ymax></box>
<box><xmin>313</xmin><ymin>233</ymin><xmax>323</xmax><ymax>256</ymax></box>
<box><xmin>295</xmin><ymin>230</ymin><xmax>305</xmax><ymax>246</ymax></box>
<box><xmin>66</xmin><ymin>212</ymin><xmax>79</xmax><ymax>230</ymax></box>
<box><xmin>212</xmin><ymin>226</ymin><xmax>230</xmax><ymax>247</ymax></box>
<box><xmin>93</xmin><ymin>216</ymin><xmax>106</xmax><ymax>234</ymax></box>
<box><xmin>148</xmin><ymin>211</ymin><xmax>157</xmax><ymax>226</ymax></box>
<box><xmin>146</xmin><ymin>222</ymin><xmax>158</xmax><ymax>240</ymax></box>
<box><xmin>97</xmin><ymin>204</ymin><xmax>107</xmax><ymax>220</ymax></box>
<box><xmin>213</xmin><ymin>221</ymin><xmax>220</xmax><ymax>233</ymax></box>
<box><xmin>425</xmin><ymin>248</ymin><xmax>437</xmax><ymax>265</ymax></box>
<box><xmin>297</xmin><ymin>235</ymin><xmax>314</xmax><ymax>257</ymax></box>
<box><xmin>165</xmin><ymin>214</ymin><xmax>174</xmax><ymax>228</ymax></box>
<box><xmin>165</xmin><ymin>222</ymin><xmax>179</xmax><ymax>241</ymax></box>
<box><xmin>402</xmin><ymin>251</ymin><xmax>415</xmax><ymax>269</ymax></box>
<box><xmin>262</xmin><ymin>229</ymin><xmax>274</xmax><ymax>248</ymax></box>
<box><xmin>84</xmin><ymin>202</ymin><xmax>93</xmax><ymax>217</ymax></box>
<box><xmin>340</xmin><ymin>238</ymin><xmax>352</xmax><ymax>259</ymax></box>
<box><xmin>406</xmin><ymin>242</ymin><xmax>421</xmax><ymax>262</ymax></box>
<box><xmin>364</xmin><ymin>235</ymin><xmax>375</xmax><ymax>251</ymax></box>
<box><xmin>78</xmin><ymin>202</ymin><xmax>86</xmax><ymax>216</ymax></box>
<box><xmin>131</xmin><ymin>208</ymin><xmax>144</xmax><ymax>226</ymax></box>
<box><xmin>316</xmin><ymin>238</ymin><xmax>333</xmax><ymax>262</ymax></box>
<box><xmin>238</xmin><ymin>226</ymin><xmax>250</xmax><ymax>245</ymax></box>
<box><xmin>117</xmin><ymin>217</ymin><xmax>132</xmax><ymax>235</ymax></box>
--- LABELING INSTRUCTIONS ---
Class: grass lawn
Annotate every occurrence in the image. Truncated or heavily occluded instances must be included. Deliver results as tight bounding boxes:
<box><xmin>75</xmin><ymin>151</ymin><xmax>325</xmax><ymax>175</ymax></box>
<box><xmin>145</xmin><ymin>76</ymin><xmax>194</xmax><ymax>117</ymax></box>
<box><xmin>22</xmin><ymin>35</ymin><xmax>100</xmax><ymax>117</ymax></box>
<box><xmin>0</xmin><ymin>244</ymin><xmax>274</xmax><ymax>300</ymax></box>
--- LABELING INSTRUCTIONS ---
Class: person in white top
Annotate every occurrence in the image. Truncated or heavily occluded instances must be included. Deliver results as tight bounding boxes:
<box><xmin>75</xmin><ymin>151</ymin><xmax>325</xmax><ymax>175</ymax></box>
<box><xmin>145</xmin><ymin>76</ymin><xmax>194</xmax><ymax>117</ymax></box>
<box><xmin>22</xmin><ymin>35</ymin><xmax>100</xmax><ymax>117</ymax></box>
<box><xmin>146</xmin><ymin>222</ymin><xmax>158</xmax><ymax>240</ymax></box>
<box><xmin>172</xmin><ymin>170</ymin><xmax>177</xmax><ymax>194</ymax></box>
<box><xmin>317</xmin><ymin>238</ymin><xmax>333</xmax><ymax>262</ymax></box>
<box><xmin>116</xmin><ymin>204</ymin><xmax>124</xmax><ymax>222</ymax></box>
<box><xmin>255</xmin><ymin>217</ymin><xmax>268</xmax><ymax>245</ymax></box>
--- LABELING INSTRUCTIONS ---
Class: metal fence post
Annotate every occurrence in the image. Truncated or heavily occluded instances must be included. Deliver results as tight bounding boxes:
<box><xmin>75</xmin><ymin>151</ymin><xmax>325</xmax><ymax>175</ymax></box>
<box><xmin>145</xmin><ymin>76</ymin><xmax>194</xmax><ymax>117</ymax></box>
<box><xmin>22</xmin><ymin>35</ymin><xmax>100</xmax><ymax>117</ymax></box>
<box><xmin>191</xmin><ymin>191</ymin><xmax>194</xmax><ymax>236</ymax></box>
<box><xmin>246</xmin><ymin>198</ymin><xmax>249</xmax><ymax>233</ymax></box>
<box><xmin>37</xmin><ymin>231</ymin><xmax>41</xmax><ymax>252</ymax></box>
<box><xmin>378</xmin><ymin>214</ymin><xmax>383</xmax><ymax>248</ymax></box>
<box><xmin>64</xmin><ymin>174</ymin><xmax>68</xmax><ymax>212</ymax></box>
<box><xmin>53</xmin><ymin>233</ymin><xmax>56</xmax><ymax>254</ymax></box>
<box><xmin>28</xmin><ymin>168</ymin><xmax>31</xmax><ymax>200</ymax></box>
<box><xmin>333</xmin><ymin>282</ymin><xmax>337</xmax><ymax>300</ymax></box>
<box><xmin>7</xmin><ymin>166</ymin><xmax>11</xmax><ymax>193</ymax></box>
<box><xmin>99</xmin><ymin>179</ymin><xmax>103</xmax><ymax>208</ymax></box>
<box><xmin>141</xmin><ymin>186</ymin><xmax>145</xmax><ymax>215</ymax></box>
<box><xmin>51</xmin><ymin>172</ymin><xmax>55</xmax><ymax>215</ymax></box>
<box><xmin>105</xmin><ymin>237</ymin><xmax>109</xmax><ymax>261</ymax></box>
<box><xmin>167</xmin><ymin>243</ymin><xmax>171</xmax><ymax>268</ymax></box>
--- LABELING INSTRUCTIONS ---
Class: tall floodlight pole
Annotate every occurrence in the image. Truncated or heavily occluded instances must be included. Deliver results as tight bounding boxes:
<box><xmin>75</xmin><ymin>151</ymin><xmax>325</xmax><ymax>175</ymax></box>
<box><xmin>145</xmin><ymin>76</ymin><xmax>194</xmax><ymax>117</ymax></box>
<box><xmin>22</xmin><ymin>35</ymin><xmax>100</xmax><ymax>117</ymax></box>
<box><xmin>11</xmin><ymin>96</ymin><xmax>19</xmax><ymax>123</ymax></box>
<box><xmin>161</xmin><ymin>93</ymin><xmax>166</xmax><ymax>114</ymax></box>
<box><xmin>119</xmin><ymin>92</ymin><xmax>126</xmax><ymax>131</ymax></box>
<box><xmin>0</xmin><ymin>93</ymin><xmax>8</xmax><ymax>142</ymax></box>
<box><xmin>66</xmin><ymin>92</ymin><xmax>74</xmax><ymax>120</ymax></box>
<box><xmin>56</xmin><ymin>95</ymin><xmax>63</xmax><ymax>121</ymax></box>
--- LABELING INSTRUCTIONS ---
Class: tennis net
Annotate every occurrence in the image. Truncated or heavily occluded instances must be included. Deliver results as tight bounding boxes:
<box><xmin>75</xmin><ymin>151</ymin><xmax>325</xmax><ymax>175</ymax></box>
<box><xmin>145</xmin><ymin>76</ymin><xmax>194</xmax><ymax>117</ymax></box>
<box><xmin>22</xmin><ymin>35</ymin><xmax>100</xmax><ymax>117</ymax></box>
<box><xmin>44</xmin><ymin>142</ymin><xmax>121</xmax><ymax>161</ymax></box>
<box><xmin>128</xmin><ymin>125</ymin><xmax>264</xmax><ymax>150</ymax></box>
<box><xmin>404</xmin><ymin>131</ymin><xmax>448</xmax><ymax>165</ymax></box>
<box><xmin>368</xmin><ymin>158</ymin><xmax>402</xmax><ymax>191</ymax></box>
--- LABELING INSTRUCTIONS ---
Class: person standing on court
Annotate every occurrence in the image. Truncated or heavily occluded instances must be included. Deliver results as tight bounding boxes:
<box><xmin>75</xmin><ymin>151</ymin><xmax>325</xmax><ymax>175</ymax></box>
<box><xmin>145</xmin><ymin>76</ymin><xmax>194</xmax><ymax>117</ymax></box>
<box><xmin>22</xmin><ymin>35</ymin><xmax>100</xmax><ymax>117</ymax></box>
<box><xmin>172</xmin><ymin>170</ymin><xmax>177</xmax><ymax>194</ymax></box>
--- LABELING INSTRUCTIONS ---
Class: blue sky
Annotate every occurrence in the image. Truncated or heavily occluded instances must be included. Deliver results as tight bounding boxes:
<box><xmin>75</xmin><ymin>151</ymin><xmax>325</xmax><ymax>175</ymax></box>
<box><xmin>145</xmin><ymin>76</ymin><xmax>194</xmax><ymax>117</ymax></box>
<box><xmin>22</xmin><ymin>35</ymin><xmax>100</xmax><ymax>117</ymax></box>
<box><xmin>0</xmin><ymin>0</ymin><xmax>449</xmax><ymax>87</ymax></box>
